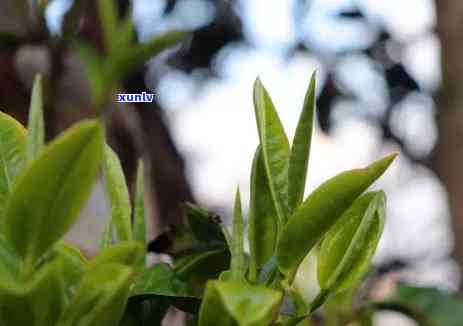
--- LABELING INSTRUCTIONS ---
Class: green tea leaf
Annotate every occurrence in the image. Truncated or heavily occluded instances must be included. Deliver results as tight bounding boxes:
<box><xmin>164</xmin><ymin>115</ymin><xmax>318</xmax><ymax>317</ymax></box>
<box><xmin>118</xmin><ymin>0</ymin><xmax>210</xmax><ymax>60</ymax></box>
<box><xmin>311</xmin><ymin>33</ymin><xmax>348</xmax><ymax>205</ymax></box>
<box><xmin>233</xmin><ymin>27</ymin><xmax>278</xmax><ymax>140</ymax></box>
<box><xmin>198</xmin><ymin>280</ymin><xmax>283</xmax><ymax>326</ymax></box>
<box><xmin>253</xmin><ymin>78</ymin><xmax>290</xmax><ymax>224</ymax></box>
<box><xmin>131</xmin><ymin>263</ymin><xmax>192</xmax><ymax>298</ymax></box>
<box><xmin>57</xmin><ymin>263</ymin><xmax>134</xmax><ymax>326</ymax></box>
<box><xmin>185</xmin><ymin>203</ymin><xmax>227</xmax><ymax>245</ymax></box>
<box><xmin>395</xmin><ymin>284</ymin><xmax>463</xmax><ymax>326</ymax></box>
<box><xmin>0</xmin><ymin>111</ymin><xmax>26</xmax><ymax>217</ymax></box>
<box><xmin>100</xmin><ymin>218</ymin><xmax>114</xmax><ymax>250</ymax></box>
<box><xmin>98</xmin><ymin>0</ymin><xmax>119</xmax><ymax>54</ymax></box>
<box><xmin>74</xmin><ymin>41</ymin><xmax>106</xmax><ymax>104</ymax></box>
<box><xmin>288</xmin><ymin>72</ymin><xmax>316</xmax><ymax>213</ymax></box>
<box><xmin>121</xmin><ymin>298</ymin><xmax>170</xmax><ymax>326</ymax></box>
<box><xmin>0</xmin><ymin>234</ymin><xmax>21</xmax><ymax>283</ymax></box>
<box><xmin>248</xmin><ymin>146</ymin><xmax>278</xmax><ymax>282</ymax></box>
<box><xmin>231</xmin><ymin>188</ymin><xmax>245</xmax><ymax>281</ymax></box>
<box><xmin>51</xmin><ymin>241</ymin><xmax>88</xmax><ymax>299</ymax></box>
<box><xmin>277</xmin><ymin>154</ymin><xmax>396</xmax><ymax>281</ymax></box>
<box><xmin>148</xmin><ymin>224</ymin><xmax>197</xmax><ymax>257</ymax></box>
<box><xmin>116</xmin><ymin>9</ymin><xmax>135</xmax><ymax>49</ymax></box>
<box><xmin>318</xmin><ymin>191</ymin><xmax>386</xmax><ymax>293</ymax></box>
<box><xmin>0</xmin><ymin>258</ymin><xmax>66</xmax><ymax>326</ymax></box>
<box><xmin>134</xmin><ymin>160</ymin><xmax>146</xmax><ymax>267</ymax></box>
<box><xmin>103</xmin><ymin>144</ymin><xmax>132</xmax><ymax>242</ymax></box>
<box><xmin>175</xmin><ymin>249</ymin><xmax>230</xmax><ymax>284</ymax></box>
<box><xmin>130</xmin><ymin>263</ymin><xmax>201</xmax><ymax>314</ymax></box>
<box><xmin>26</xmin><ymin>74</ymin><xmax>45</xmax><ymax>162</ymax></box>
<box><xmin>109</xmin><ymin>30</ymin><xmax>189</xmax><ymax>82</ymax></box>
<box><xmin>4</xmin><ymin>120</ymin><xmax>104</xmax><ymax>270</ymax></box>
<box><xmin>92</xmin><ymin>242</ymin><xmax>143</xmax><ymax>267</ymax></box>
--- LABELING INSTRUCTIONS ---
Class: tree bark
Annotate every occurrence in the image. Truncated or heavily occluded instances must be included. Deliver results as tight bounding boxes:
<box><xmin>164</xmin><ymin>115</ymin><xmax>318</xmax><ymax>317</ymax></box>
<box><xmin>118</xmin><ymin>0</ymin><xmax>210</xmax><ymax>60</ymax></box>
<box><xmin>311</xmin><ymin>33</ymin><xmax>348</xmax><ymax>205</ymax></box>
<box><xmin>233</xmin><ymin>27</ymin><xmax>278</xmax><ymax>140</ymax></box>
<box><xmin>435</xmin><ymin>0</ymin><xmax>463</xmax><ymax>284</ymax></box>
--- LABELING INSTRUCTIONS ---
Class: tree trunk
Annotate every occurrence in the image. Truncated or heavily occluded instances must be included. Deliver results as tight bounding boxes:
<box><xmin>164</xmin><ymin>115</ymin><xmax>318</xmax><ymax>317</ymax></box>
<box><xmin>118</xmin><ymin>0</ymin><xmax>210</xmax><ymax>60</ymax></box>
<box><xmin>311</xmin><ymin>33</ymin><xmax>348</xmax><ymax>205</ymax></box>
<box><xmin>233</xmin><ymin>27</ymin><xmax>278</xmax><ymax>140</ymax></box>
<box><xmin>435</xmin><ymin>0</ymin><xmax>463</xmax><ymax>284</ymax></box>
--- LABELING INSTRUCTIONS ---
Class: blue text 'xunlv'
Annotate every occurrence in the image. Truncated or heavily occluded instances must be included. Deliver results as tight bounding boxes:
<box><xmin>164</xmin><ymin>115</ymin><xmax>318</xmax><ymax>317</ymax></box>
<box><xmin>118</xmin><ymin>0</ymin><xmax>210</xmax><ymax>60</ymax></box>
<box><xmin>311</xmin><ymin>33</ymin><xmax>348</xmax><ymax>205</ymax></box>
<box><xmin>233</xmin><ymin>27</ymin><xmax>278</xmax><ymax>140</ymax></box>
<box><xmin>117</xmin><ymin>92</ymin><xmax>155</xmax><ymax>103</ymax></box>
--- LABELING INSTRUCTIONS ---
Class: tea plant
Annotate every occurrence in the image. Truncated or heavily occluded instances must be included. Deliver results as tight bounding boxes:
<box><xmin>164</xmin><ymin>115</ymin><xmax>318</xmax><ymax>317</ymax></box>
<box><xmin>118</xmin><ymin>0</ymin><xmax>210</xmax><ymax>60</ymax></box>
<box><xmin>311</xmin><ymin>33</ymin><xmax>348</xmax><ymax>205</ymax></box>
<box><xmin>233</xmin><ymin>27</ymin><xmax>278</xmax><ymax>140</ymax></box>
<box><xmin>176</xmin><ymin>74</ymin><xmax>396</xmax><ymax>326</ymax></box>
<box><xmin>0</xmin><ymin>1</ymin><xmax>416</xmax><ymax>325</ymax></box>
<box><xmin>0</xmin><ymin>74</ymin><xmax>199</xmax><ymax>326</ymax></box>
<box><xmin>0</xmin><ymin>69</ymin><xmax>398</xmax><ymax>326</ymax></box>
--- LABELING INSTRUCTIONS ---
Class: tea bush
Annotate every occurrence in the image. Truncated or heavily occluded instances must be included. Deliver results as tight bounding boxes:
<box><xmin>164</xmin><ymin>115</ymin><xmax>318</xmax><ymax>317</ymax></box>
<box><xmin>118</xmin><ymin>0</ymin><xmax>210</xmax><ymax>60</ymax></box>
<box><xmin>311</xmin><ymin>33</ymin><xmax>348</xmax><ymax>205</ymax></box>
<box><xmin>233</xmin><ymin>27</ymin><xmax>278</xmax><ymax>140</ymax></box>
<box><xmin>0</xmin><ymin>70</ymin><xmax>399</xmax><ymax>325</ymax></box>
<box><xmin>0</xmin><ymin>1</ymin><xmax>425</xmax><ymax>325</ymax></box>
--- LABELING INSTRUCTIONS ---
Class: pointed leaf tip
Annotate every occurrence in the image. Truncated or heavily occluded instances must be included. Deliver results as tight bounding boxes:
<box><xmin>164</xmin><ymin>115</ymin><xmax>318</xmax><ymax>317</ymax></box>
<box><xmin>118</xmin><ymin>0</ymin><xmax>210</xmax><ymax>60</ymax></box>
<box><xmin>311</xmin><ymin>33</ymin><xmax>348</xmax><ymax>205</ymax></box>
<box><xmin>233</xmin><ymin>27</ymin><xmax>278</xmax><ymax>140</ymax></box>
<box><xmin>367</xmin><ymin>153</ymin><xmax>397</xmax><ymax>175</ymax></box>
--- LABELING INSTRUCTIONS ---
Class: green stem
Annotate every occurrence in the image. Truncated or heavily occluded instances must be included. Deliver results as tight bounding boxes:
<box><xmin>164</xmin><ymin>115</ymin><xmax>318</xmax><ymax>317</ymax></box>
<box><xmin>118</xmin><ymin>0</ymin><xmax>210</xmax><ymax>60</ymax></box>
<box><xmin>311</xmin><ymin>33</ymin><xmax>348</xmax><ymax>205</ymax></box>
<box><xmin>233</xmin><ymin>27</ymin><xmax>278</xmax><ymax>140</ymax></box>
<box><xmin>309</xmin><ymin>289</ymin><xmax>330</xmax><ymax>313</ymax></box>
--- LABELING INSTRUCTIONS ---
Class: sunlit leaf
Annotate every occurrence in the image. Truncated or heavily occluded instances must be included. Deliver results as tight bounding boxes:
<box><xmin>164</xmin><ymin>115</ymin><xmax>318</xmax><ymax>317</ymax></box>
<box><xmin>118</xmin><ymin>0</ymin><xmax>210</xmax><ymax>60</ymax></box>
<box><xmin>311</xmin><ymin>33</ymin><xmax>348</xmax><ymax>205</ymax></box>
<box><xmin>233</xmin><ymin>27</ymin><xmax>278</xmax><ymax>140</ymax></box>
<box><xmin>4</xmin><ymin>120</ymin><xmax>104</xmax><ymax>270</ymax></box>
<box><xmin>0</xmin><ymin>111</ymin><xmax>26</xmax><ymax>217</ymax></box>
<box><xmin>253</xmin><ymin>78</ymin><xmax>290</xmax><ymax>224</ymax></box>
<box><xmin>288</xmin><ymin>72</ymin><xmax>316</xmax><ymax>213</ymax></box>
<box><xmin>277</xmin><ymin>154</ymin><xmax>396</xmax><ymax>281</ymax></box>
<box><xmin>57</xmin><ymin>263</ymin><xmax>134</xmax><ymax>326</ymax></box>
<box><xmin>318</xmin><ymin>191</ymin><xmax>385</xmax><ymax>294</ymax></box>
<box><xmin>198</xmin><ymin>280</ymin><xmax>282</xmax><ymax>326</ymax></box>
<box><xmin>103</xmin><ymin>144</ymin><xmax>132</xmax><ymax>242</ymax></box>
<box><xmin>230</xmin><ymin>188</ymin><xmax>245</xmax><ymax>281</ymax></box>
<box><xmin>248</xmin><ymin>146</ymin><xmax>278</xmax><ymax>282</ymax></box>
<box><xmin>92</xmin><ymin>242</ymin><xmax>143</xmax><ymax>268</ymax></box>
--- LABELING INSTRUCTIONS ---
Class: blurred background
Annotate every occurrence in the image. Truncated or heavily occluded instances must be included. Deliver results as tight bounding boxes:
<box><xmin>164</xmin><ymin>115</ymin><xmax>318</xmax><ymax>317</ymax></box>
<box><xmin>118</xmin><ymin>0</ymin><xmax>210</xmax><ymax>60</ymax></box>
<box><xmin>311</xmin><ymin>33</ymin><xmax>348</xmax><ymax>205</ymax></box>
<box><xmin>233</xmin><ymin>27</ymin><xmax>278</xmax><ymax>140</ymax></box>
<box><xmin>1</xmin><ymin>0</ymin><xmax>462</xmax><ymax>324</ymax></box>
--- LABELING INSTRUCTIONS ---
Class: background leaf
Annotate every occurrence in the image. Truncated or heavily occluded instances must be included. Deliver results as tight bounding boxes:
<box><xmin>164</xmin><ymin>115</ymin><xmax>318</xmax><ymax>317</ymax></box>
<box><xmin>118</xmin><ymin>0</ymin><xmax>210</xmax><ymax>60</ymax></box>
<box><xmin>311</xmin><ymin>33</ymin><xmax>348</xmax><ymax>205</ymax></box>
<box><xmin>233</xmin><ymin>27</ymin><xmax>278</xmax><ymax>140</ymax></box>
<box><xmin>98</xmin><ymin>0</ymin><xmax>119</xmax><ymax>55</ymax></box>
<box><xmin>4</xmin><ymin>120</ymin><xmax>104</xmax><ymax>270</ymax></box>
<box><xmin>74</xmin><ymin>42</ymin><xmax>106</xmax><ymax>104</ymax></box>
<box><xmin>108</xmin><ymin>30</ymin><xmax>189</xmax><ymax>82</ymax></box>
<box><xmin>394</xmin><ymin>284</ymin><xmax>463</xmax><ymax>326</ymax></box>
